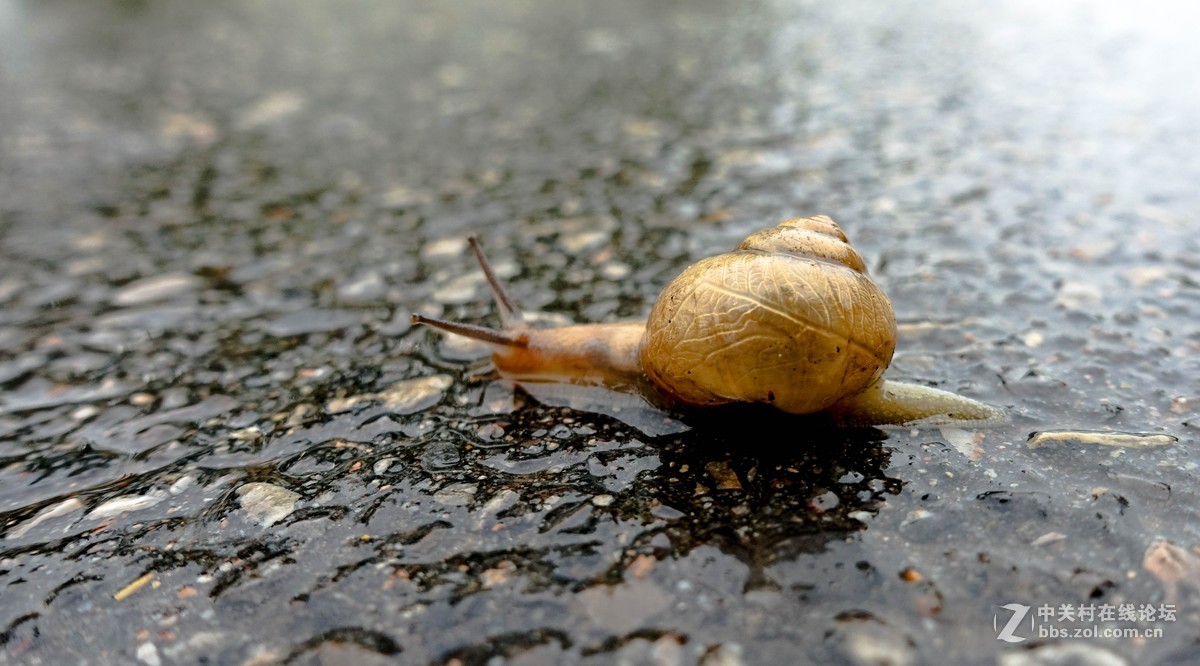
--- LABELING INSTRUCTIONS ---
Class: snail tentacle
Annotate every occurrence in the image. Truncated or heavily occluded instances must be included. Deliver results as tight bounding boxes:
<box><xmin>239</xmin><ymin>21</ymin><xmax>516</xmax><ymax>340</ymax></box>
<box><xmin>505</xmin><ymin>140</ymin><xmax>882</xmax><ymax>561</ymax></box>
<box><xmin>468</xmin><ymin>235</ymin><xmax>524</xmax><ymax>327</ymax></box>
<box><xmin>409</xmin><ymin>313</ymin><xmax>529</xmax><ymax>349</ymax></box>
<box><xmin>408</xmin><ymin>237</ymin><xmax>533</xmax><ymax>349</ymax></box>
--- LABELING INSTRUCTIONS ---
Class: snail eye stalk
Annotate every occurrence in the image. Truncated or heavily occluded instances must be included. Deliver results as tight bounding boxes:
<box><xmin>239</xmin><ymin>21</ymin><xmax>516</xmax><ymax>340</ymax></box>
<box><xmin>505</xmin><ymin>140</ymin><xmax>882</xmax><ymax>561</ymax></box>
<box><xmin>409</xmin><ymin>313</ymin><xmax>529</xmax><ymax>349</ymax></box>
<box><xmin>468</xmin><ymin>236</ymin><xmax>524</xmax><ymax>328</ymax></box>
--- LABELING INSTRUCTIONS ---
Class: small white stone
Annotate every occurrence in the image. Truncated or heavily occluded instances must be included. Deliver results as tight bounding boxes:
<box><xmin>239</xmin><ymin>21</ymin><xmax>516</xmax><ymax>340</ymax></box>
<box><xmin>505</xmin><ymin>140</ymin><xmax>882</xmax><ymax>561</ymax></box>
<box><xmin>432</xmin><ymin>273</ymin><xmax>483</xmax><ymax>304</ymax></box>
<box><xmin>136</xmin><ymin>642</ymin><xmax>161</xmax><ymax>666</ymax></box>
<box><xmin>376</xmin><ymin>375</ymin><xmax>453</xmax><ymax>414</ymax></box>
<box><xmin>599</xmin><ymin>262</ymin><xmax>631</xmax><ymax>280</ymax></box>
<box><xmin>7</xmin><ymin>498</ymin><xmax>84</xmax><ymax>539</ymax></box>
<box><xmin>1054</xmin><ymin>282</ymin><xmax>1103</xmax><ymax>309</ymax></box>
<box><xmin>433</xmin><ymin>483</ymin><xmax>477</xmax><ymax>506</ymax></box>
<box><xmin>236</xmin><ymin>483</ymin><xmax>300</xmax><ymax>527</ymax></box>
<box><xmin>112</xmin><ymin>273</ymin><xmax>200</xmax><ymax>306</ymax></box>
<box><xmin>337</xmin><ymin>272</ymin><xmax>386</xmax><ymax>302</ymax></box>
<box><xmin>558</xmin><ymin>230</ymin><xmax>610</xmax><ymax>254</ymax></box>
<box><xmin>373</xmin><ymin>458</ymin><xmax>394</xmax><ymax>475</ymax></box>
<box><xmin>235</xmin><ymin>91</ymin><xmax>305</xmax><ymax>130</ymax></box>
<box><xmin>1031</xmin><ymin>532</ymin><xmax>1066</xmax><ymax>547</ymax></box>
<box><xmin>71</xmin><ymin>405</ymin><xmax>101</xmax><ymax>421</ymax></box>
<box><xmin>228</xmin><ymin>426</ymin><xmax>262</xmax><ymax>441</ymax></box>
<box><xmin>1123</xmin><ymin>265</ymin><xmax>1170</xmax><ymax>287</ymax></box>
<box><xmin>169</xmin><ymin>475</ymin><xmax>197</xmax><ymax>495</ymax></box>
<box><xmin>88</xmin><ymin>495</ymin><xmax>162</xmax><ymax>519</ymax></box>
<box><xmin>422</xmin><ymin>237</ymin><xmax>469</xmax><ymax>261</ymax></box>
<box><xmin>592</xmin><ymin>494</ymin><xmax>615</xmax><ymax>507</ymax></box>
<box><xmin>999</xmin><ymin>642</ymin><xmax>1128</xmax><ymax>666</ymax></box>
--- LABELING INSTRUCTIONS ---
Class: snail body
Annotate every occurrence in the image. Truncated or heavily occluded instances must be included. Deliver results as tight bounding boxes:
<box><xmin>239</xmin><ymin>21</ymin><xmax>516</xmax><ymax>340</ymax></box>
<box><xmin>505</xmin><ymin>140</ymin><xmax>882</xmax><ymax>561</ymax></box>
<box><xmin>413</xmin><ymin>216</ymin><xmax>1003</xmax><ymax>430</ymax></box>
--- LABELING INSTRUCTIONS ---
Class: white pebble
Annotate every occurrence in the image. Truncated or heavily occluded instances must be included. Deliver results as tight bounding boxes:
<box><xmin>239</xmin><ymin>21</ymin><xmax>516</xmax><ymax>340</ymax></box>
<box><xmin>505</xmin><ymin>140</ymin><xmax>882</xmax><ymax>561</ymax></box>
<box><xmin>169</xmin><ymin>475</ymin><xmax>197</xmax><ymax>495</ymax></box>
<box><xmin>112</xmin><ymin>273</ymin><xmax>200</xmax><ymax>306</ymax></box>
<box><xmin>7</xmin><ymin>498</ymin><xmax>84</xmax><ymax>539</ymax></box>
<box><xmin>136</xmin><ymin>642</ymin><xmax>161</xmax><ymax>666</ymax></box>
<box><xmin>236</xmin><ymin>483</ymin><xmax>300</xmax><ymax>527</ymax></box>
<box><xmin>373</xmin><ymin>458</ymin><xmax>393</xmax><ymax>475</ymax></box>
<box><xmin>88</xmin><ymin>495</ymin><xmax>162</xmax><ymax>519</ymax></box>
<box><xmin>422</xmin><ymin>237</ymin><xmax>468</xmax><ymax>261</ymax></box>
<box><xmin>433</xmin><ymin>483</ymin><xmax>477</xmax><ymax>506</ymax></box>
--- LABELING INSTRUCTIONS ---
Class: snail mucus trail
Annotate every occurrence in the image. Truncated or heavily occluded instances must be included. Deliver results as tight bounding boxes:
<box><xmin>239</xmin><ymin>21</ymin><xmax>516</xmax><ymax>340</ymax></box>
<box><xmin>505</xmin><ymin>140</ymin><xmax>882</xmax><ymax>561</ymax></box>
<box><xmin>412</xmin><ymin>216</ymin><xmax>1005</xmax><ymax>435</ymax></box>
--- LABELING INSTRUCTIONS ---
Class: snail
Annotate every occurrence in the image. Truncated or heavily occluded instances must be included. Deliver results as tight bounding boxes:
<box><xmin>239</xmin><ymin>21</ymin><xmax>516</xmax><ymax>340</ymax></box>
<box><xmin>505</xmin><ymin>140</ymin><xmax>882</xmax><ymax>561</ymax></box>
<box><xmin>413</xmin><ymin>216</ymin><xmax>1004</xmax><ymax>434</ymax></box>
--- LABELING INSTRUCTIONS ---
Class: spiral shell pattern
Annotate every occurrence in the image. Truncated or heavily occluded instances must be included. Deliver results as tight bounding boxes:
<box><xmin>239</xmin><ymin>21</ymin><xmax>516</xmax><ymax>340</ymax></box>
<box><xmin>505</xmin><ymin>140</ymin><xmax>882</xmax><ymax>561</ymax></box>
<box><xmin>640</xmin><ymin>216</ymin><xmax>897</xmax><ymax>414</ymax></box>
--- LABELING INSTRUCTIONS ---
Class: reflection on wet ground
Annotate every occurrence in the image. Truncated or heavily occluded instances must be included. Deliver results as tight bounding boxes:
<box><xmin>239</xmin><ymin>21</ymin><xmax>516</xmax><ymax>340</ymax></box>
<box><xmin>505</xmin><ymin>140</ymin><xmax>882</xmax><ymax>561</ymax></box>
<box><xmin>2</xmin><ymin>0</ymin><xmax>1198</xmax><ymax>663</ymax></box>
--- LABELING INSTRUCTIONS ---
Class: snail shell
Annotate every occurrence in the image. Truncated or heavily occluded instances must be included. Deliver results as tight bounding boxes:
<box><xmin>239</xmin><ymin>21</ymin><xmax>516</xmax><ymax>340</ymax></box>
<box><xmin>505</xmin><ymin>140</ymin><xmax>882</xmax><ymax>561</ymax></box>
<box><xmin>412</xmin><ymin>216</ymin><xmax>1003</xmax><ymax>431</ymax></box>
<box><xmin>642</xmin><ymin>216</ymin><xmax>895</xmax><ymax>413</ymax></box>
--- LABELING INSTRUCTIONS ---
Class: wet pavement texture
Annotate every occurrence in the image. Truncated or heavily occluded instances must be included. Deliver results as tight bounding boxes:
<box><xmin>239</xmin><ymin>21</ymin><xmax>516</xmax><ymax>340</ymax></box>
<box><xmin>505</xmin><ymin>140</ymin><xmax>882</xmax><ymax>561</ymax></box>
<box><xmin>2</xmin><ymin>1</ymin><xmax>1199</xmax><ymax>664</ymax></box>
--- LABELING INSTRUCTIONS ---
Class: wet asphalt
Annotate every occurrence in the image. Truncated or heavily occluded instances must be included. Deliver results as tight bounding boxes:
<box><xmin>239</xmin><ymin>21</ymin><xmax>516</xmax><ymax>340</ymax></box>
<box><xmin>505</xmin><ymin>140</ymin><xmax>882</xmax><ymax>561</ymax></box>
<box><xmin>1</xmin><ymin>1</ymin><xmax>1199</xmax><ymax>664</ymax></box>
